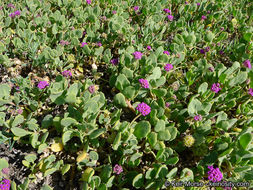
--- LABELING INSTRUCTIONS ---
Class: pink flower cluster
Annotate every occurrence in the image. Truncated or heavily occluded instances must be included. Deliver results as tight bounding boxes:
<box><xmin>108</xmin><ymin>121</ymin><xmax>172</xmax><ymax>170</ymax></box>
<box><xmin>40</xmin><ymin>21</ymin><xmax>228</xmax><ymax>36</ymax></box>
<box><xmin>249</xmin><ymin>88</ymin><xmax>253</xmax><ymax>96</ymax></box>
<box><xmin>60</xmin><ymin>40</ymin><xmax>70</xmax><ymax>46</ymax></box>
<box><xmin>88</xmin><ymin>85</ymin><xmax>95</xmax><ymax>94</ymax></box>
<box><xmin>81</xmin><ymin>42</ymin><xmax>88</xmax><ymax>47</ymax></box>
<box><xmin>164</xmin><ymin>64</ymin><xmax>173</xmax><ymax>72</ymax></box>
<box><xmin>211</xmin><ymin>83</ymin><xmax>221</xmax><ymax>93</ymax></box>
<box><xmin>0</xmin><ymin>179</ymin><xmax>10</xmax><ymax>190</ymax></box>
<box><xmin>194</xmin><ymin>115</ymin><xmax>202</xmax><ymax>121</ymax></box>
<box><xmin>163</xmin><ymin>8</ymin><xmax>173</xmax><ymax>21</ymax></box>
<box><xmin>167</xmin><ymin>15</ymin><xmax>174</xmax><ymax>21</ymax></box>
<box><xmin>243</xmin><ymin>59</ymin><xmax>251</xmax><ymax>69</ymax></box>
<box><xmin>113</xmin><ymin>164</ymin><xmax>123</xmax><ymax>175</ymax></box>
<box><xmin>139</xmin><ymin>79</ymin><xmax>149</xmax><ymax>89</ymax></box>
<box><xmin>9</xmin><ymin>10</ymin><xmax>20</xmax><ymax>18</ymax></box>
<box><xmin>62</xmin><ymin>70</ymin><xmax>72</xmax><ymax>77</ymax></box>
<box><xmin>136</xmin><ymin>102</ymin><xmax>151</xmax><ymax>116</ymax></box>
<box><xmin>110</xmin><ymin>58</ymin><xmax>119</xmax><ymax>65</ymax></box>
<box><xmin>133</xmin><ymin>51</ymin><xmax>143</xmax><ymax>60</ymax></box>
<box><xmin>163</xmin><ymin>51</ymin><xmax>170</xmax><ymax>55</ymax></box>
<box><xmin>37</xmin><ymin>81</ymin><xmax>49</xmax><ymax>89</ymax></box>
<box><xmin>207</xmin><ymin>166</ymin><xmax>223</xmax><ymax>182</ymax></box>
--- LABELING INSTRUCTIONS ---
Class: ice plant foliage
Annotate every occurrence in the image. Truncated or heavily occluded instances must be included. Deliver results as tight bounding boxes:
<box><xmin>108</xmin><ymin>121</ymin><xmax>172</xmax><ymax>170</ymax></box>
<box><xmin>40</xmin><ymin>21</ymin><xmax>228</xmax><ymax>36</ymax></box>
<box><xmin>211</xmin><ymin>83</ymin><xmax>221</xmax><ymax>93</ymax></box>
<box><xmin>1</xmin><ymin>1</ymin><xmax>253</xmax><ymax>189</ymax></box>
<box><xmin>37</xmin><ymin>81</ymin><xmax>49</xmax><ymax>89</ymax></box>
<box><xmin>113</xmin><ymin>164</ymin><xmax>123</xmax><ymax>175</ymax></box>
<box><xmin>136</xmin><ymin>103</ymin><xmax>151</xmax><ymax>116</ymax></box>
<box><xmin>133</xmin><ymin>51</ymin><xmax>143</xmax><ymax>60</ymax></box>
<box><xmin>207</xmin><ymin>166</ymin><xmax>223</xmax><ymax>182</ymax></box>
<box><xmin>139</xmin><ymin>79</ymin><xmax>149</xmax><ymax>89</ymax></box>
<box><xmin>164</xmin><ymin>64</ymin><xmax>173</xmax><ymax>71</ymax></box>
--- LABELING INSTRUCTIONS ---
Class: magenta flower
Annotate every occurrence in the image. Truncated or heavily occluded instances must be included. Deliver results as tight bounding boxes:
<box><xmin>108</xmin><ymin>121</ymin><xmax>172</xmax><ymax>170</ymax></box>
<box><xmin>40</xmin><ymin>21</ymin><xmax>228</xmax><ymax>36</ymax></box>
<box><xmin>88</xmin><ymin>85</ymin><xmax>95</xmax><ymax>94</ymax></box>
<box><xmin>167</xmin><ymin>15</ymin><xmax>174</xmax><ymax>21</ymax></box>
<box><xmin>86</xmin><ymin>0</ymin><xmax>91</xmax><ymax>4</ymax></box>
<box><xmin>147</xmin><ymin>46</ymin><xmax>152</xmax><ymax>50</ymax></box>
<box><xmin>200</xmin><ymin>49</ymin><xmax>205</xmax><ymax>54</ymax></box>
<box><xmin>133</xmin><ymin>51</ymin><xmax>143</xmax><ymax>60</ymax></box>
<box><xmin>211</xmin><ymin>83</ymin><xmax>221</xmax><ymax>93</ymax></box>
<box><xmin>249</xmin><ymin>88</ymin><xmax>253</xmax><ymax>96</ymax></box>
<box><xmin>194</xmin><ymin>115</ymin><xmax>202</xmax><ymax>121</ymax></box>
<box><xmin>37</xmin><ymin>81</ymin><xmax>49</xmax><ymax>89</ymax></box>
<box><xmin>207</xmin><ymin>166</ymin><xmax>223</xmax><ymax>182</ymax></box>
<box><xmin>136</xmin><ymin>102</ymin><xmax>151</xmax><ymax>116</ymax></box>
<box><xmin>7</xmin><ymin>3</ymin><xmax>15</xmax><ymax>8</ymax></box>
<box><xmin>0</xmin><ymin>179</ymin><xmax>11</xmax><ymax>190</ymax></box>
<box><xmin>220</xmin><ymin>27</ymin><xmax>224</xmax><ymax>31</ymax></box>
<box><xmin>164</xmin><ymin>64</ymin><xmax>173</xmax><ymax>71</ymax></box>
<box><xmin>112</xmin><ymin>10</ymin><xmax>117</xmax><ymax>14</ymax></box>
<box><xmin>205</xmin><ymin>46</ymin><xmax>210</xmax><ymax>52</ymax></box>
<box><xmin>110</xmin><ymin>58</ymin><xmax>119</xmax><ymax>65</ymax></box>
<box><xmin>14</xmin><ymin>10</ymin><xmax>21</xmax><ymax>15</ymax></box>
<box><xmin>201</xmin><ymin>15</ymin><xmax>207</xmax><ymax>20</ymax></box>
<box><xmin>163</xmin><ymin>51</ymin><xmax>170</xmax><ymax>55</ymax></box>
<box><xmin>17</xmin><ymin>109</ymin><xmax>23</xmax><ymax>115</ymax></box>
<box><xmin>1</xmin><ymin>168</ymin><xmax>10</xmax><ymax>175</ymax></box>
<box><xmin>185</xmin><ymin>1</ymin><xmax>189</xmax><ymax>4</ymax></box>
<box><xmin>97</xmin><ymin>42</ymin><xmax>102</xmax><ymax>47</ymax></box>
<box><xmin>139</xmin><ymin>79</ymin><xmax>149</xmax><ymax>89</ymax></box>
<box><xmin>163</xmin><ymin>9</ymin><xmax>171</xmax><ymax>14</ymax></box>
<box><xmin>134</xmin><ymin>6</ymin><xmax>139</xmax><ymax>11</ymax></box>
<box><xmin>219</xmin><ymin>50</ymin><xmax>224</xmax><ymax>55</ymax></box>
<box><xmin>165</xmin><ymin>102</ymin><xmax>170</xmax><ymax>108</ymax></box>
<box><xmin>207</xmin><ymin>10</ymin><xmax>211</xmax><ymax>14</ymax></box>
<box><xmin>113</xmin><ymin>164</ymin><xmax>123</xmax><ymax>175</ymax></box>
<box><xmin>9</xmin><ymin>13</ymin><xmax>15</xmax><ymax>18</ymax></box>
<box><xmin>62</xmin><ymin>70</ymin><xmax>72</xmax><ymax>77</ymax></box>
<box><xmin>243</xmin><ymin>59</ymin><xmax>251</xmax><ymax>69</ymax></box>
<box><xmin>60</xmin><ymin>40</ymin><xmax>69</xmax><ymax>46</ymax></box>
<box><xmin>208</xmin><ymin>67</ymin><xmax>214</xmax><ymax>72</ymax></box>
<box><xmin>197</xmin><ymin>3</ymin><xmax>201</xmax><ymax>6</ymax></box>
<box><xmin>81</xmin><ymin>42</ymin><xmax>88</xmax><ymax>47</ymax></box>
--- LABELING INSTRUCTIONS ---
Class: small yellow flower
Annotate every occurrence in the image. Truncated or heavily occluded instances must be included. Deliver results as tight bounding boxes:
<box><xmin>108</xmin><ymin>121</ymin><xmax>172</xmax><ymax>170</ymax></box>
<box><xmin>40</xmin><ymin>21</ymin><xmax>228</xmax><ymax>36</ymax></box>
<box><xmin>231</xmin><ymin>18</ymin><xmax>237</xmax><ymax>27</ymax></box>
<box><xmin>233</xmin><ymin>128</ymin><xmax>242</xmax><ymax>132</ymax></box>
<box><xmin>183</xmin><ymin>135</ymin><xmax>195</xmax><ymax>147</ymax></box>
<box><xmin>76</xmin><ymin>151</ymin><xmax>88</xmax><ymax>163</ymax></box>
<box><xmin>51</xmin><ymin>142</ymin><xmax>64</xmax><ymax>152</ymax></box>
